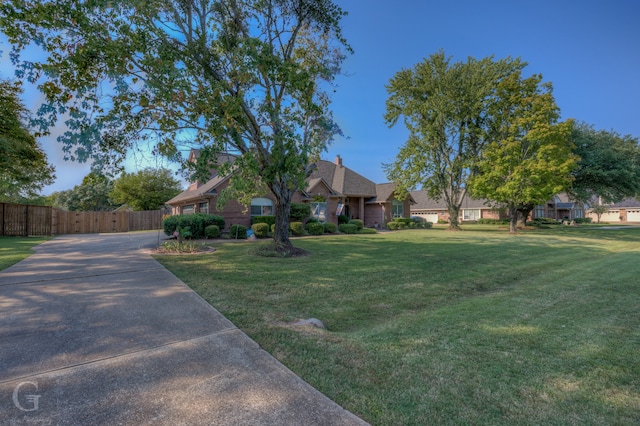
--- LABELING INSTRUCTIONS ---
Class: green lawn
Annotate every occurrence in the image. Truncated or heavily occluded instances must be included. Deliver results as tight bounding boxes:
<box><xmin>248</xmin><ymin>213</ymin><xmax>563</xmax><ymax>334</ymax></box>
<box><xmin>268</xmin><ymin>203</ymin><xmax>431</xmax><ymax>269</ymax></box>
<box><xmin>154</xmin><ymin>226</ymin><xmax>640</xmax><ymax>425</ymax></box>
<box><xmin>0</xmin><ymin>236</ymin><xmax>50</xmax><ymax>271</ymax></box>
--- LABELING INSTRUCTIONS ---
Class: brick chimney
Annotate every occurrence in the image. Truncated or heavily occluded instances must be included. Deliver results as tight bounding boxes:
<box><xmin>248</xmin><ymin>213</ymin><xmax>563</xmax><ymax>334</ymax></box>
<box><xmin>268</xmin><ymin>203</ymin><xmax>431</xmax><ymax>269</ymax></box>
<box><xmin>334</xmin><ymin>155</ymin><xmax>343</xmax><ymax>166</ymax></box>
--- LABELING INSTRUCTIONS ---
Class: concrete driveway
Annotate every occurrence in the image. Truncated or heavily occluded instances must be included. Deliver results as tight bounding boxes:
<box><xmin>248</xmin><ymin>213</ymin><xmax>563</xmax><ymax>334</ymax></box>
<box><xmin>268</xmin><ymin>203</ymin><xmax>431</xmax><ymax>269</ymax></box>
<box><xmin>0</xmin><ymin>232</ymin><xmax>366</xmax><ymax>425</ymax></box>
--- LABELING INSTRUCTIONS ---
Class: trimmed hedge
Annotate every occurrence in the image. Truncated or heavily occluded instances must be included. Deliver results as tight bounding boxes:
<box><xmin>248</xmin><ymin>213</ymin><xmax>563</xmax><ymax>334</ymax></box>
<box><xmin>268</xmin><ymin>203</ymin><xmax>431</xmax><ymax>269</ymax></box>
<box><xmin>290</xmin><ymin>221</ymin><xmax>305</xmax><ymax>236</ymax></box>
<box><xmin>252</xmin><ymin>215</ymin><xmax>275</xmax><ymax>226</ymax></box>
<box><xmin>229</xmin><ymin>224</ymin><xmax>247</xmax><ymax>239</ymax></box>
<box><xmin>358</xmin><ymin>227</ymin><xmax>377</xmax><ymax>234</ymax></box>
<box><xmin>205</xmin><ymin>225</ymin><xmax>220</xmax><ymax>239</ymax></box>
<box><xmin>305</xmin><ymin>222</ymin><xmax>324</xmax><ymax>236</ymax></box>
<box><xmin>338</xmin><ymin>214</ymin><xmax>349</xmax><ymax>224</ymax></box>
<box><xmin>574</xmin><ymin>217</ymin><xmax>592</xmax><ymax>224</ymax></box>
<box><xmin>251</xmin><ymin>222</ymin><xmax>270</xmax><ymax>238</ymax></box>
<box><xmin>477</xmin><ymin>218</ymin><xmax>510</xmax><ymax>225</ymax></box>
<box><xmin>323</xmin><ymin>222</ymin><xmax>337</xmax><ymax>234</ymax></box>
<box><xmin>163</xmin><ymin>213</ymin><xmax>225</xmax><ymax>239</ymax></box>
<box><xmin>339</xmin><ymin>223</ymin><xmax>358</xmax><ymax>234</ymax></box>
<box><xmin>348</xmin><ymin>219</ymin><xmax>364</xmax><ymax>230</ymax></box>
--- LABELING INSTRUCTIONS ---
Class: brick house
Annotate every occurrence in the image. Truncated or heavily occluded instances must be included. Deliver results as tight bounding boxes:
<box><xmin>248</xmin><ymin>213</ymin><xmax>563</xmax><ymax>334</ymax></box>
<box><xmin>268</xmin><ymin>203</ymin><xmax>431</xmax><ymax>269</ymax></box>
<box><xmin>410</xmin><ymin>191</ymin><xmax>589</xmax><ymax>223</ymax></box>
<box><xmin>586</xmin><ymin>198</ymin><xmax>640</xmax><ymax>223</ymax></box>
<box><xmin>409</xmin><ymin>191</ymin><xmax>505</xmax><ymax>224</ymax></box>
<box><xmin>166</xmin><ymin>151</ymin><xmax>414</xmax><ymax>229</ymax></box>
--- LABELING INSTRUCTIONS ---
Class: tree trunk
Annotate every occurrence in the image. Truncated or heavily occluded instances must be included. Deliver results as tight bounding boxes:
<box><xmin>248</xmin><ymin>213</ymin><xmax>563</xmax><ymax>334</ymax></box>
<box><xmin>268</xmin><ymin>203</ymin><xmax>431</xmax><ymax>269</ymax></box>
<box><xmin>509</xmin><ymin>206</ymin><xmax>518</xmax><ymax>233</ymax></box>
<box><xmin>271</xmin><ymin>184</ymin><xmax>294</xmax><ymax>249</ymax></box>
<box><xmin>447</xmin><ymin>205</ymin><xmax>462</xmax><ymax>230</ymax></box>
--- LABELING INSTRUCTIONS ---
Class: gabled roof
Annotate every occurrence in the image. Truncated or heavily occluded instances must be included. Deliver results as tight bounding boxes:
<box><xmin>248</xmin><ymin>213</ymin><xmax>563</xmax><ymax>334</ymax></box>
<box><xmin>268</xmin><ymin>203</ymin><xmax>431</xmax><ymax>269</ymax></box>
<box><xmin>410</xmin><ymin>191</ymin><xmax>492</xmax><ymax>210</ymax></box>
<box><xmin>309</xmin><ymin>159</ymin><xmax>377</xmax><ymax>197</ymax></box>
<box><xmin>366</xmin><ymin>182</ymin><xmax>416</xmax><ymax>204</ymax></box>
<box><xmin>166</xmin><ymin>173</ymin><xmax>229</xmax><ymax>204</ymax></box>
<box><xmin>600</xmin><ymin>197</ymin><xmax>640</xmax><ymax>208</ymax></box>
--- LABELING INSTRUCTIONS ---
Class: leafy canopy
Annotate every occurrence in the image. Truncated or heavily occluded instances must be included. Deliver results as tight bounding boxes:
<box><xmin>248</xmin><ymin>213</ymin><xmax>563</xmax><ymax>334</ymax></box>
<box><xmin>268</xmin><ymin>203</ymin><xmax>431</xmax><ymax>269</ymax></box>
<box><xmin>467</xmin><ymin>71</ymin><xmax>577</xmax><ymax>232</ymax></box>
<box><xmin>51</xmin><ymin>172</ymin><xmax>116</xmax><ymax>211</ymax></box>
<box><xmin>0</xmin><ymin>79</ymin><xmax>55</xmax><ymax>202</ymax></box>
<box><xmin>110</xmin><ymin>168</ymin><xmax>182</xmax><ymax>211</ymax></box>
<box><xmin>568</xmin><ymin>121</ymin><xmax>640</xmax><ymax>203</ymax></box>
<box><xmin>0</xmin><ymin>0</ymin><xmax>350</xmax><ymax>248</ymax></box>
<box><xmin>384</xmin><ymin>51</ymin><xmax>526</xmax><ymax>230</ymax></box>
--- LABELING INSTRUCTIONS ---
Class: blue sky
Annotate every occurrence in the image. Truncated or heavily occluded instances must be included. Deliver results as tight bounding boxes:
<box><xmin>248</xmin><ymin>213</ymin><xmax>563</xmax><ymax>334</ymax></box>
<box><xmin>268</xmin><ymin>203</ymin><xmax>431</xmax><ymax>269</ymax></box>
<box><xmin>1</xmin><ymin>0</ymin><xmax>639</xmax><ymax>193</ymax></box>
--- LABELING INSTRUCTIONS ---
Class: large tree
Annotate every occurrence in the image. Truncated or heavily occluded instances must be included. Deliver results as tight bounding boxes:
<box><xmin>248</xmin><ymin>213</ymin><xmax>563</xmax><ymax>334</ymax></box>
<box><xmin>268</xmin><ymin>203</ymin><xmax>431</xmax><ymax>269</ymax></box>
<box><xmin>0</xmin><ymin>79</ymin><xmax>55</xmax><ymax>202</ymax></box>
<box><xmin>467</xmin><ymin>72</ymin><xmax>577</xmax><ymax>233</ymax></box>
<box><xmin>384</xmin><ymin>51</ymin><xmax>526</xmax><ymax>230</ymax></box>
<box><xmin>53</xmin><ymin>172</ymin><xmax>116</xmax><ymax>211</ymax></box>
<box><xmin>110</xmin><ymin>168</ymin><xmax>182</xmax><ymax>210</ymax></box>
<box><xmin>568</xmin><ymin>121</ymin><xmax>640</xmax><ymax>203</ymax></box>
<box><xmin>0</xmin><ymin>0</ymin><xmax>349</xmax><ymax>254</ymax></box>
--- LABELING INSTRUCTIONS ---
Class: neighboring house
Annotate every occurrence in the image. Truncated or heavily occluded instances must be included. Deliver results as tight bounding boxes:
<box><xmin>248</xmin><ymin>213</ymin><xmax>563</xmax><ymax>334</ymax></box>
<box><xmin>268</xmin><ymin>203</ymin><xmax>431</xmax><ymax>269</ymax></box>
<box><xmin>586</xmin><ymin>198</ymin><xmax>640</xmax><ymax>223</ymax></box>
<box><xmin>409</xmin><ymin>191</ymin><xmax>505</xmax><ymax>223</ymax></box>
<box><xmin>166</xmin><ymin>151</ymin><xmax>414</xmax><ymax>229</ymax></box>
<box><xmin>410</xmin><ymin>191</ymin><xmax>589</xmax><ymax>223</ymax></box>
<box><xmin>531</xmin><ymin>193</ymin><xmax>589</xmax><ymax>221</ymax></box>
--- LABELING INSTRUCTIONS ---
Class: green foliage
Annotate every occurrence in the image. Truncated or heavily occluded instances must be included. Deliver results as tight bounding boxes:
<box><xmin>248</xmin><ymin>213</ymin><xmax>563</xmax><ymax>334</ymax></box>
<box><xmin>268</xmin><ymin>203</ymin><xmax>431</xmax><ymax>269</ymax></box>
<box><xmin>387</xmin><ymin>221</ymin><xmax>406</xmax><ymax>230</ymax></box>
<box><xmin>204</xmin><ymin>225</ymin><xmax>220</xmax><ymax>239</ymax></box>
<box><xmin>110</xmin><ymin>168</ymin><xmax>181</xmax><ymax>210</ymax></box>
<box><xmin>163</xmin><ymin>213</ymin><xmax>225</xmax><ymax>238</ymax></box>
<box><xmin>467</xmin><ymin>70</ymin><xmax>577</xmax><ymax>232</ymax></box>
<box><xmin>338</xmin><ymin>214</ymin><xmax>349</xmax><ymax>225</ymax></box>
<box><xmin>574</xmin><ymin>217</ymin><xmax>592</xmax><ymax>224</ymax></box>
<box><xmin>305</xmin><ymin>221</ymin><xmax>324</xmax><ymax>236</ymax></box>
<box><xmin>0</xmin><ymin>79</ymin><xmax>55</xmax><ymax>202</ymax></box>
<box><xmin>229</xmin><ymin>224</ymin><xmax>247</xmax><ymax>240</ymax></box>
<box><xmin>52</xmin><ymin>172</ymin><xmax>116</xmax><ymax>211</ymax></box>
<box><xmin>358</xmin><ymin>227</ymin><xmax>377</xmax><ymax>234</ymax></box>
<box><xmin>348</xmin><ymin>219</ymin><xmax>363</xmax><ymax>230</ymax></box>
<box><xmin>323</xmin><ymin>222</ymin><xmax>338</xmax><ymax>234</ymax></box>
<box><xmin>385</xmin><ymin>51</ymin><xmax>527</xmax><ymax>230</ymax></box>
<box><xmin>289</xmin><ymin>222</ymin><xmax>305</xmax><ymax>236</ymax></box>
<box><xmin>252</xmin><ymin>215</ymin><xmax>276</xmax><ymax>226</ymax></box>
<box><xmin>0</xmin><ymin>0</ymin><xmax>350</xmax><ymax>249</ymax></box>
<box><xmin>338</xmin><ymin>223</ymin><xmax>358</xmax><ymax>234</ymax></box>
<box><xmin>251</xmin><ymin>222</ymin><xmax>270</xmax><ymax>238</ymax></box>
<box><xmin>290</xmin><ymin>203</ymin><xmax>311</xmax><ymax>222</ymax></box>
<box><xmin>477</xmin><ymin>218</ymin><xmax>510</xmax><ymax>225</ymax></box>
<box><xmin>568</xmin><ymin>121</ymin><xmax>640</xmax><ymax>203</ymax></box>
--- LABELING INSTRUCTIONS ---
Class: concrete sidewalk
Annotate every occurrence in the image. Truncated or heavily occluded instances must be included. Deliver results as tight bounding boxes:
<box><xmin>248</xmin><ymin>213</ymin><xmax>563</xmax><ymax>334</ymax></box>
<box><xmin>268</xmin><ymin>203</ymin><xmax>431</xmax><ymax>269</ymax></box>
<box><xmin>0</xmin><ymin>232</ymin><xmax>366</xmax><ymax>425</ymax></box>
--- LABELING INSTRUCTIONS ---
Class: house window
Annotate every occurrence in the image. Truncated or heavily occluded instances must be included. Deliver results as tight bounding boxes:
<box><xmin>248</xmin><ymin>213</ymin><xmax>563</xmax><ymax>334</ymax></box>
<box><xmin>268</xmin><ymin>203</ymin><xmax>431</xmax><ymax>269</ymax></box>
<box><xmin>574</xmin><ymin>209</ymin><xmax>583</xmax><ymax>219</ymax></box>
<box><xmin>182</xmin><ymin>204</ymin><xmax>195</xmax><ymax>215</ymax></box>
<box><xmin>534</xmin><ymin>205</ymin><xmax>545</xmax><ymax>218</ymax></box>
<box><xmin>251</xmin><ymin>198</ymin><xmax>274</xmax><ymax>216</ymax></box>
<box><xmin>462</xmin><ymin>209</ymin><xmax>481</xmax><ymax>221</ymax></box>
<box><xmin>198</xmin><ymin>202</ymin><xmax>209</xmax><ymax>214</ymax></box>
<box><xmin>310</xmin><ymin>202</ymin><xmax>327</xmax><ymax>222</ymax></box>
<box><xmin>392</xmin><ymin>199</ymin><xmax>404</xmax><ymax>218</ymax></box>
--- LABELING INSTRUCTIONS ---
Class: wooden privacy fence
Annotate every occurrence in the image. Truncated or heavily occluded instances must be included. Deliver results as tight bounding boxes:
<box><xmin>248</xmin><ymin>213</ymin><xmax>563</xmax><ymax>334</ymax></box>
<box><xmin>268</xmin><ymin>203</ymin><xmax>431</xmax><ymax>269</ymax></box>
<box><xmin>1</xmin><ymin>203</ymin><xmax>166</xmax><ymax>236</ymax></box>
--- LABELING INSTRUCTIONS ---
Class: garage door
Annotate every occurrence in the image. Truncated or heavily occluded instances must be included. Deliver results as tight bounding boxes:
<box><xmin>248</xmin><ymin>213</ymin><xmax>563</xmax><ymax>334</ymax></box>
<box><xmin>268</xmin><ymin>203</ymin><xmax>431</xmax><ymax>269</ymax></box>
<box><xmin>627</xmin><ymin>210</ymin><xmax>640</xmax><ymax>222</ymax></box>
<box><xmin>600</xmin><ymin>211</ymin><xmax>620</xmax><ymax>222</ymax></box>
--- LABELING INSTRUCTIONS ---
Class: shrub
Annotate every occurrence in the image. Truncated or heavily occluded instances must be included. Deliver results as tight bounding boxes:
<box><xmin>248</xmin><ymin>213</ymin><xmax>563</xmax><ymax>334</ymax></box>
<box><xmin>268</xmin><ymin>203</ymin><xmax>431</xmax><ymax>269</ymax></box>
<box><xmin>251</xmin><ymin>222</ymin><xmax>270</xmax><ymax>238</ymax></box>
<box><xmin>394</xmin><ymin>217</ymin><xmax>413</xmax><ymax>225</ymax></box>
<box><xmin>387</xmin><ymin>221</ymin><xmax>407</xmax><ymax>230</ymax></box>
<box><xmin>270</xmin><ymin>223</ymin><xmax>276</xmax><ymax>234</ymax></box>
<box><xmin>423</xmin><ymin>221</ymin><xmax>433</xmax><ymax>229</ymax></box>
<box><xmin>358</xmin><ymin>227</ymin><xmax>377</xmax><ymax>234</ymax></box>
<box><xmin>252</xmin><ymin>215</ymin><xmax>275</xmax><ymax>226</ymax></box>
<box><xmin>348</xmin><ymin>219</ymin><xmax>364</xmax><ymax>230</ymax></box>
<box><xmin>290</xmin><ymin>203</ymin><xmax>311</xmax><ymax>222</ymax></box>
<box><xmin>290</xmin><ymin>221</ymin><xmax>305</xmax><ymax>236</ymax></box>
<box><xmin>574</xmin><ymin>217</ymin><xmax>592</xmax><ymax>224</ymax></box>
<box><xmin>437</xmin><ymin>219</ymin><xmax>448</xmax><ymax>224</ymax></box>
<box><xmin>323</xmin><ymin>222</ymin><xmax>337</xmax><ymax>234</ymax></box>
<box><xmin>229</xmin><ymin>224</ymin><xmax>247</xmax><ymax>239</ymax></box>
<box><xmin>337</xmin><ymin>214</ymin><xmax>349</xmax><ymax>225</ymax></box>
<box><xmin>204</xmin><ymin>225</ymin><xmax>220</xmax><ymax>239</ymax></box>
<box><xmin>163</xmin><ymin>213</ymin><xmax>225</xmax><ymax>238</ymax></box>
<box><xmin>339</xmin><ymin>223</ymin><xmax>358</xmax><ymax>234</ymax></box>
<box><xmin>305</xmin><ymin>222</ymin><xmax>324</xmax><ymax>236</ymax></box>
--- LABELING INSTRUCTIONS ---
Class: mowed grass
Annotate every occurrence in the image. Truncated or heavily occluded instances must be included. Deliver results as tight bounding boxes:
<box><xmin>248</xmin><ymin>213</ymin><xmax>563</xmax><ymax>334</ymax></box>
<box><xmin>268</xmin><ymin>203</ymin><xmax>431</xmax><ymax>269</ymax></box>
<box><xmin>154</xmin><ymin>226</ymin><xmax>640</xmax><ymax>425</ymax></box>
<box><xmin>0</xmin><ymin>236</ymin><xmax>50</xmax><ymax>271</ymax></box>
